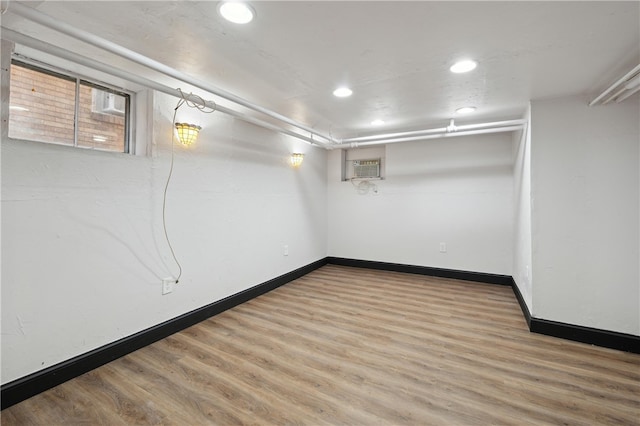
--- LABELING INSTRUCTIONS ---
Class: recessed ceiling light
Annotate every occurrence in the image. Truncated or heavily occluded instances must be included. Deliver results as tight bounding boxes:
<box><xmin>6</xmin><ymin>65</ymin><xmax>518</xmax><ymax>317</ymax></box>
<box><xmin>218</xmin><ymin>2</ymin><xmax>255</xmax><ymax>24</ymax></box>
<box><xmin>455</xmin><ymin>106</ymin><xmax>477</xmax><ymax>114</ymax></box>
<box><xmin>450</xmin><ymin>60</ymin><xmax>477</xmax><ymax>73</ymax></box>
<box><xmin>9</xmin><ymin>105</ymin><xmax>29</xmax><ymax>111</ymax></box>
<box><xmin>333</xmin><ymin>87</ymin><xmax>353</xmax><ymax>98</ymax></box>
<box><xmin>371</xmin><ymin>119</ymin><xmax>385</xmax><ymax>126</ymax></box>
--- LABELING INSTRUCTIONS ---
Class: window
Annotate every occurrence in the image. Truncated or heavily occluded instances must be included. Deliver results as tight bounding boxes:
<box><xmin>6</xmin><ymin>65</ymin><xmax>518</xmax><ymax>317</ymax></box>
<box><xmin>8</xmin><ymin>60</ymin><xmax>131</xmax><ymax>153</ymax></box>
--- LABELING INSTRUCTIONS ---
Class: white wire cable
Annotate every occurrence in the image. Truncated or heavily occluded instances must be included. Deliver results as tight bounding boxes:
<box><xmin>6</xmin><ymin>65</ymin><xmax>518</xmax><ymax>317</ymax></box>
<box><xmin>177</xmin><ymin>88</ymin><xmax>216</xmax><ymax>114</ymax></box>
<box><xmin>161</xmin><ymin>90</ymin><xmax>217</xmax><ymax>283</ymax></box>
<box><xmin>162</xmin><ymin>102</ymin><xmax>184</xmax><ymax>283</ymax></box>
<box><xmin>1</xmin><ymin>0</ymin><xmax>10</xmax><ymax>15</ymax></box>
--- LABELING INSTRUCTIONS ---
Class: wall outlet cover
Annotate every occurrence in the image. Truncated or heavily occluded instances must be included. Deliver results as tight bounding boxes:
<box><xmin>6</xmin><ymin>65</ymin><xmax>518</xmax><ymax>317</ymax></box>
<box><xmin>162</xmin><ymin>278</ymin><xmax>174</xmax><ymax>295</ymax></box>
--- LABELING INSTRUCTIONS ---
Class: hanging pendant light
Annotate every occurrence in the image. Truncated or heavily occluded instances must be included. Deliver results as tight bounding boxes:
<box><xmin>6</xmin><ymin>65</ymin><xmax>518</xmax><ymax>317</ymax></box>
<box><xmin>175</xmin><ymin>123</ymin><xmax>201</xmax><ymax>146</ymax></box>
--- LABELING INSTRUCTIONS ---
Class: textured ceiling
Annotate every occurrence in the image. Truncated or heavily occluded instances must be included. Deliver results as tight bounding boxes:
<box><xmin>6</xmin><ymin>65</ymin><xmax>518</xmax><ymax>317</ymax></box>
<box><xmin>2</xmin><ymin>1</ymin><xmax>639</xmax><ymax>139</ymax></box>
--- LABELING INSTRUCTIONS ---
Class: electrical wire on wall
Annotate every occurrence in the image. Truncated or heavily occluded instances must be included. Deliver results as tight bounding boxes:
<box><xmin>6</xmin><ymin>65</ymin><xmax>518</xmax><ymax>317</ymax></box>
<box><xmin>162</xmin><ymin>90</ymin><xmax>216</xmax><ymax>283</ymax></box>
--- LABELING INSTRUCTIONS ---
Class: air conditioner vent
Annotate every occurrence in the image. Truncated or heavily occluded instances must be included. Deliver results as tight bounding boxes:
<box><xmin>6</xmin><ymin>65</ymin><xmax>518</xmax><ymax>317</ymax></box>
<box><xmin>353</xmin><ymin>159</ymin><xmax>380</xmax><ymax>178</ymax></box>
<box><xmin>92</xmin><ymin>89</ymin><xmax>126</xmax><ymax>116</ymax></box>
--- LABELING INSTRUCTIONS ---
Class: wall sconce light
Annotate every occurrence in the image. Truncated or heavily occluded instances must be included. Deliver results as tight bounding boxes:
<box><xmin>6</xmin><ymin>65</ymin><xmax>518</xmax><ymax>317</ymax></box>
<box><xmin>175</xmin><ymin>123</ymin><xmax>201</xmax><ymax>146</ymax></box>
<box><xmin>290</xmin><ymin>153</ymin><xmax>304</xmax><ymax>167</ymax></box>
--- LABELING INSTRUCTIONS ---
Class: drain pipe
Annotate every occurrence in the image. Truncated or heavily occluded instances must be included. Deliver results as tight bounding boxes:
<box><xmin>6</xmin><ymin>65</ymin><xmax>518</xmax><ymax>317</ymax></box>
<box><xmin>2</xmin><ymin>28</ymin><xmax>330</xmax><ymax>148</ymax></box>
<box><xmin>7</xmin><ymin>2</ymin><xmax>335</xmax><ymax>145</ymax></box>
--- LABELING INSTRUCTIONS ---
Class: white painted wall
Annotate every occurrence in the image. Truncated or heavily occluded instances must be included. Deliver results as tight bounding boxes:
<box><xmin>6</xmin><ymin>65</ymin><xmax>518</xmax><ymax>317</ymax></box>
<box><xmin>530</xmin><ymin>95</ymin><xmax>639</xmax><ymax>335</ymax></box>
<box><xmin>328</xmin><ymin>133</ymin><xmax>513</xmax><ymax>275</ymax></box>
<box><xmin>1</xmin><ymin>92</ymin><xmax>327</xmax><ymax>384</ymax></box>
<box><xmin>512</xmin><ymin>105</ymin><xmax>533</xmax><ymax>311</ymax></box>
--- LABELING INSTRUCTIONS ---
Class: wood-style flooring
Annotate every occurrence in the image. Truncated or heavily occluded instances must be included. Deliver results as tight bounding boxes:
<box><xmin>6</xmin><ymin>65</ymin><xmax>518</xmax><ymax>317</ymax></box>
<box><xmin>2</xmin><ymin>265</ymin><xmax>639</xmax><ymax>425</ymax></box>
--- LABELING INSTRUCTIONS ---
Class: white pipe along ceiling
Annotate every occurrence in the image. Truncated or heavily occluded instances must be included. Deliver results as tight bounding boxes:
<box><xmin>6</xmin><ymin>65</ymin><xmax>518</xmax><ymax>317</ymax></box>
<box><xmin>588</xmin><ymin>63</ymin><xmax>640</xmax><ymax>106</ymax></box>
<box><xmin>338</xmin><ymin>125</ymin><xmax>525</xmax><ymax>148</ymax></box>
<box><xmin>341</xmin><ymin>119</ymin><xmax>527</xmax><ymax>143</ymax></box>
<box><xmin>4</xmin><ymin>2</ymin><xmax>527</xmax><ymax>150</ymax></box>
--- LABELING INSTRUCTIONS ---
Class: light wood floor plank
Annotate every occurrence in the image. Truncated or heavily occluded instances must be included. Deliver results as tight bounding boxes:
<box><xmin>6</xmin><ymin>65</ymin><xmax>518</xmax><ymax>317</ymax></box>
<box><xmin>2</xmin><ymin>265</ymin><xmax>639</xmax><ymax>425</ymax></box>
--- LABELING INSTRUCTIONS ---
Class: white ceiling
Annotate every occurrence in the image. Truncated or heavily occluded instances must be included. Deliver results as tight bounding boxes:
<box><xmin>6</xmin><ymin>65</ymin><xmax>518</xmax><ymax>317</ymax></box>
<box><xmin>2</xmin><ymin>1</ymin><xmax>639</xmax><ymax>139</ymax></box>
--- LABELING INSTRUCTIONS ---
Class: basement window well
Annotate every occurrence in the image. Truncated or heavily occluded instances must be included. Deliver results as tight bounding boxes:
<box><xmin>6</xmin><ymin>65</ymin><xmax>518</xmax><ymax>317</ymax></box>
<box><xmin>8</xmin><ymin>60</ymin><xmax>131</xmax><ymax>153</ymax></box>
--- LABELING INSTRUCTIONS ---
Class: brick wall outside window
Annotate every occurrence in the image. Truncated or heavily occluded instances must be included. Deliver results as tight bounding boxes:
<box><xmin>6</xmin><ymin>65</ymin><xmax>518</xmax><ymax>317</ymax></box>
<box><xmin>8</xmin><ymin>63</ymin><xmax>127</xmax><ymax>152</ymax></box>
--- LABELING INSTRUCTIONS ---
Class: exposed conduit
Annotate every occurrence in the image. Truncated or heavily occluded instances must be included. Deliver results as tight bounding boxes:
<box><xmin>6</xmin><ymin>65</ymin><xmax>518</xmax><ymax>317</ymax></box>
<box><xmin>342</xmin><ymin>119</ymin><xmax>527</xmax><ymax>143</ymax></box>
<box><xmin>615</xmin><ymin>85</ymin><xmax>640</xmax><ymax>104</ymax></box>
<box><xmin>589</xmin><ymin>63</ymin><xmax>640</xmax><ymax>106</ymax></box>
<box><xmin>337</xmin><ymin>125</ymin><xmax>524</xmax><ymax>148</ymax></box>
<box><xmin>4</xmin><ymin>2</ymin><xmax>528</xmax><ymax>150</ymax></box>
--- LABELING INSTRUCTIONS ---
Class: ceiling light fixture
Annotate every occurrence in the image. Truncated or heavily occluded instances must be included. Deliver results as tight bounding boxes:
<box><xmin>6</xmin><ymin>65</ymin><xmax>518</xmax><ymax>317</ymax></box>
<box><xmin>9</xmin><ymin>105</ymin><xmax>29</xmax><ymax>112</ymax></box>
<box><xmin>371</xmin><ymin>119</ymin><xmax>385</xmax><ymax>126</ymax></box>
<box><xmin>175</xmin><ymin>123</ymin><xmax>201</xmax><ymax>146</ymax></box>
<box><xmin>290</xmin><ymin>153</ymin><xmax>304</xmax><ymax>167</ymax></box>
<box><xmin>218</xmin><ymin>1</ymin><xmax>255</xmax><ymax>24</ymax></box>
<box><xmin>450</xmin><ymin>60</ymin><xmax>477</xmax><ymax>73</ymax></box>
<box><xmin>455</xmin><ymin>106</ymin><xmax>477</xmax><ymax>114</ymax></box>
<box><xmin>333</xmin><ymin>87</ymin><xmax>353</xmax><ymax>98</ymax></box>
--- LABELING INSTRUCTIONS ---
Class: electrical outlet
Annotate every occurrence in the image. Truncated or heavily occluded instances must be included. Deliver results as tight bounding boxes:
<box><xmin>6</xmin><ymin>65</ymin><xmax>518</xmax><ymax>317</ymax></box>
<box><xmin>283</xmin><ymin>245</ymin><xmax>289</xmax><ymax>256</ymax></box>
<box><xmin>162</xmin><ymin>278</ymin><xmax>175</xmax><ymax>295</ymax></box>
<box><xmin>439</xmin><ymin>242</ymin><xmax>447</xmax><ymax>253</ymax></box>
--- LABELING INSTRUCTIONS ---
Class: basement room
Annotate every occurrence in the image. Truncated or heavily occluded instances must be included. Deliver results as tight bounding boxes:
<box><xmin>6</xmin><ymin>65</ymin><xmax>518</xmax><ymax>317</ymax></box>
<box><xmin>1</xmin><ymin>1</ymin><xmax>639</xmax><ymax>424</ymax></box>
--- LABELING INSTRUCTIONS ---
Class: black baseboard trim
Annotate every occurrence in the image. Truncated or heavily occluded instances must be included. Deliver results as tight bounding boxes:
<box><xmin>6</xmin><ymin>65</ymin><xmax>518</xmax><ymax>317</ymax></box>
<box><xmin>326</xmin><ymin>257</ymin><xmax>513</xmax><ymax>286</ymax></box>
<box><xmin>510</xmin><ymin>277</ymin><xmax>532</xmax><ymax>328</ymax></box>
<box><xmin>0</xmin><ymin>258</ymin><xmax>328</xmax><ymax>410</ymax></box>
<box><xmin>510</xmin><ymin>278</ymin><xmax>638</xmax><ymax>353</ymax></box>
<box><xmin>530</xmin><ymin>318</ymin><xmax>640</xmax><ymax>354</ymax></box>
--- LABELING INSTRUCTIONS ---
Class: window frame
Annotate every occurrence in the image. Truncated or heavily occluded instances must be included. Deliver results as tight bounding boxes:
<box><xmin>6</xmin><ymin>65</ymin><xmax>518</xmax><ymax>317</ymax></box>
<box><xmin>8</xmin><ymin>56</ymin><xmax>134</xmax><ymax>154</ymax></box>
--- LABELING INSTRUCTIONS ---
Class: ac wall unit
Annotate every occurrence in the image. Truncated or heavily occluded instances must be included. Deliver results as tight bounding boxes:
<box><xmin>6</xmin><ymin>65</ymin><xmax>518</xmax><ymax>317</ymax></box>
<box><xmin>102</xmin><ymin>92</ymin><xmax>125</xmax><ymax>115</ymax></box>
<box><xmin>353</xmin><ymin>159</ymin><xmax>381</xmax><ymax>178</ymax></box>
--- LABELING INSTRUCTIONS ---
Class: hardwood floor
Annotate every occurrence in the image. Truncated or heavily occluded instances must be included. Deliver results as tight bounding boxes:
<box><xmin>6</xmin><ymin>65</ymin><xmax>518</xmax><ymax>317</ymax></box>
<box><xmin>3</xmin><ymin>265</ymin><xmax>639</xmax><ymax>425</ymax></box>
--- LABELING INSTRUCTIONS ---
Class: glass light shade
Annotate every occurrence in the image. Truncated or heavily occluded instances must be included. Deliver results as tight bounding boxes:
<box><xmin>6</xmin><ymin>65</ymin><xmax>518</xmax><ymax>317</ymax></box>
<box><xmin>290</xmin><ymin>153</ymin><xmax>304</xmax><ymax>167</ymax></box>
<box><xmin>175</xmin><ymin>123</ymin><xmax>201</xmax><ymax>146</ymax></box>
